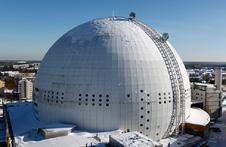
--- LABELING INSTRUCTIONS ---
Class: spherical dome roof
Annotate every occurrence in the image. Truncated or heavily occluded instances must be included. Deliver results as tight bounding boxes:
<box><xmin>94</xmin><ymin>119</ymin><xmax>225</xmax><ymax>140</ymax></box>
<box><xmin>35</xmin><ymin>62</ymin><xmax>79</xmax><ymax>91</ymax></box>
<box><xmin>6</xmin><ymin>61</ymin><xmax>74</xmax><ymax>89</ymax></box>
<box><xmin>33</xmin><ymin>17</ymin><xmax>191</xmax><ymax>140</ymax></box>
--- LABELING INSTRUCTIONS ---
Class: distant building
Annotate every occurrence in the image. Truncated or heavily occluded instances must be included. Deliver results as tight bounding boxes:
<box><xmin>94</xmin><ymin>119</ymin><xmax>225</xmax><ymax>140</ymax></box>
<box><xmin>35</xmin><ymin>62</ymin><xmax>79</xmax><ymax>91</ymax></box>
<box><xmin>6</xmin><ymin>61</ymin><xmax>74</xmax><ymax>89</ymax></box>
<box><xmin>0</xmin><ymin>80</ymin><xmax>5</xmax><ymax>97</ymax></box>
<box><xmin>17</xmin><ymin>61</ymin><xmax>27</xmax><ymax>64</ymax></box>
<box><xmin>215</xmin><ymin>68</ymin><xmax>222</xmax><ymax>91</ymax></box>
<box><xmin>0</xmin><ymin>71</ymin><xmax>20</xmax><ymax>77</ymax></box>
<box><xmin>12</xmin><ymin>64</ymin><xmax>29</xmax><ymax>69</ymax></box>
<box><xmin>191</xmin><ymin>82</ymin><xmax>223</xmax><ymax>119</ymax></box>
<box><xmin>15</xmin><ymin>72</ymin><xmax>36</xmax><ymax>82</ymax></box>
<box><xmin>30</xmin><ymin>63</ymin><xmax>40</xmax><ymax>70</ymax></box>
<box><xmin>18</xmin><ymin>79</ymin><xmax>33</xmax><ymax>99</ymax></box>
<box><xmin>13</xmin><ymin>63</ymin><xmax>40</xmax><ymax>70</ymax></box>
<box><xmin>187</xmin><ymin>69</ymin><xmax>202</xmax><ymax>82</ymax></box>
<box><xmin>223</xmin><ymin>71</ymin><xmax>226</xmax><ymax>91</ymax></box>
<box><xmin>3</xmin><ymin>88</ymin><xmax>13</xmax><ymax>94</ymax></box>
<box><xmin>0</xmin><ymin>80</ymin><xmax>5</xmax><ymax>89</ymax></box>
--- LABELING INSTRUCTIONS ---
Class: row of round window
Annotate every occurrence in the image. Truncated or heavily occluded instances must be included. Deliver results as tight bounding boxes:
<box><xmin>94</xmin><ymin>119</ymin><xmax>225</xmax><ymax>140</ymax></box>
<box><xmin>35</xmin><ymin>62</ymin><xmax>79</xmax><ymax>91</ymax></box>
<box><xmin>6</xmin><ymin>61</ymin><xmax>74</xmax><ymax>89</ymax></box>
<box><xmin>79</xmin><ymin>94</ymin><xmax>109</xmax><ymax>98</ymax></box>
<box><xmin>127</xmin><ymin>93</ymin><xmax>150</xmax><ymax>98</ymax></box>
<box><xmin>44</xmin><ymin>90</ymin><xmax>171</xmax><ymax>97</ymax></box>
<box><xmin>47</xmin><ymin>99</ymin><xmax>63</xmax><ymax>104</ymax></box>
<box><xmin>78</xmin><ymin>98</ymin><xmax>109</xmax><ymax>102</ymax></box>
<box><xmin>158</xmin><ymin>92</ymin><xmax>171</xmax><ymax>96</ymax></box>
<box><xmin>159</xmin><ymin>96</ymin><xmax>171</xmax><ymax>100</ymax></box>
<box><xmin>45</xmin><ymin>98</ymin><xmax>110</xmax><ymax>107</ymax></box>
<box><xmin>159</xmin><ymin>100</ymin><xmax>171</xmax><ymax>104</ymax></box>
<box><xmin>78</xmin><ymin>103</ymin><xmax>110</xmax><ymax>107</ymax></box>
<box><xmin>44</xmin><ymin>91</ymin><xmax>64</xmax><ymax>95</ymax></box>
<box><xmin>44</xmin><ymin>92</ymin><xmax>171</xmax><ymax>99</ymax></box>
<box><xmin>127</xmin><ymin>90</ymin><xmax>171</xmax><ymax>98</ymax></box>
<box><xmin>44</xmin><ymin>95</ymin><xmax>64</xmax><ymax>99</ymax></box>
<box><xmin>139</xmin><ymin>90</ymin><xmax>170</xmax><ymax>96</ymax></box>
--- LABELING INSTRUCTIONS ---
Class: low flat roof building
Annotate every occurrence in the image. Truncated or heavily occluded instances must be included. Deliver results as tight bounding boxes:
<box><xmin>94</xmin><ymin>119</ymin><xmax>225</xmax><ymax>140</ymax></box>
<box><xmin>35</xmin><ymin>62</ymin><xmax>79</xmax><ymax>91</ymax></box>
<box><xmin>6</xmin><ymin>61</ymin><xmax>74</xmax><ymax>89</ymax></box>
<box><xmin>109</xmin><ymin>131</ymin><xmax>162</xmax><ymax>147</ymax></box>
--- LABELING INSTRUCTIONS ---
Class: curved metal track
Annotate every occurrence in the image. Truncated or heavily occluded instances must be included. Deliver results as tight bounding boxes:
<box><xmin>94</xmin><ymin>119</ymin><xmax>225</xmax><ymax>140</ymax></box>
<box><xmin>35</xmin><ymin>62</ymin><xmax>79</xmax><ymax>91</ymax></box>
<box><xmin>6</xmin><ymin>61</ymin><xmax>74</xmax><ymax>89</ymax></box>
<box><xmin>131</xmin><ymin>19</ymin><xmax>186</xmax><ymax>137</ymax></box>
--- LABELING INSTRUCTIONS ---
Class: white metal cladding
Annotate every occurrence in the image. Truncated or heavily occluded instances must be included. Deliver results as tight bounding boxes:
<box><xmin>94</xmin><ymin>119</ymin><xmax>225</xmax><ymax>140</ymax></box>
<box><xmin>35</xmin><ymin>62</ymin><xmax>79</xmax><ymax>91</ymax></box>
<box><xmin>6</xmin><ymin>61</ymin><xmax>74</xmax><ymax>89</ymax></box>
<box><xmin>33</xmin><ymin>17</ymin><xmax>191</xmax><ymax>140</ymax></box>
<box><xmin>130</xmin><ymin>20</ymin><xmax>191</xmax><ymax>137</ymax></box>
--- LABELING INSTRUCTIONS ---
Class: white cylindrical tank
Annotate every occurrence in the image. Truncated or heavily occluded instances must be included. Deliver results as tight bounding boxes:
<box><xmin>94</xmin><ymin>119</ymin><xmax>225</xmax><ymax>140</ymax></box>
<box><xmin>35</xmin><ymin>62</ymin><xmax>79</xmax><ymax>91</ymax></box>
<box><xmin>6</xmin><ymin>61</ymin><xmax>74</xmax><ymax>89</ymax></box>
<box><xmin>33</xmin><ymin>17</ymin><xmax>191</xmax><ymax>140</ymax></box>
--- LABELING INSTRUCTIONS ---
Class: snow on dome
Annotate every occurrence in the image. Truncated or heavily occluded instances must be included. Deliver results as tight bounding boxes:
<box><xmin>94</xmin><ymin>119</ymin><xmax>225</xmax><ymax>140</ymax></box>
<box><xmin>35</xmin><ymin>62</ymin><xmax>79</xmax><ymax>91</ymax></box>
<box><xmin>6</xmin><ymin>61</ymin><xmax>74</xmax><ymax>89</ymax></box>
<box><xmin>33</xmin><ymin>16</ymin><xmax>191</xmax><ymax>140</ymax></box>
<box><xmin>185</xmin><ymin>108</ymin><xmax>210</xmax><ymax>126</ymax></box>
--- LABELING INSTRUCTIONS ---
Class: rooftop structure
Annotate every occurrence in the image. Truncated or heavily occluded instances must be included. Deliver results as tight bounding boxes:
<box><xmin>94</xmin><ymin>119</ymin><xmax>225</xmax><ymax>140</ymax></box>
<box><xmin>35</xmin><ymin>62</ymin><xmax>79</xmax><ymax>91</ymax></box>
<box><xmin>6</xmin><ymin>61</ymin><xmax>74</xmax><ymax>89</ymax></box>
<box><xmin>109</xmin><ymin>131</ymin><xmax>162</xmax><ymax>147</ymax></box>
<box><xmin>185</xmin><ymin>108</ymin><xmax>210</xmax><ymax>137</ymax></box>
<box><xmin>12</xmin><ymin>64</ymin><xmax>29</xmax><ymax>69</ymax></box>
<box><xmin>33</xmin><ymin>16</ymin><xmax>191</xmax><ymax>140</ymax></box>
<box><xmin>185</xmin><ymin>108</ymin><xmax>210</xmax><ymax>126</ymax></box>
<box><xmin>0</xmin><ymin>71</ymin><xmax>20</xmax><ymax>77</ymax></box>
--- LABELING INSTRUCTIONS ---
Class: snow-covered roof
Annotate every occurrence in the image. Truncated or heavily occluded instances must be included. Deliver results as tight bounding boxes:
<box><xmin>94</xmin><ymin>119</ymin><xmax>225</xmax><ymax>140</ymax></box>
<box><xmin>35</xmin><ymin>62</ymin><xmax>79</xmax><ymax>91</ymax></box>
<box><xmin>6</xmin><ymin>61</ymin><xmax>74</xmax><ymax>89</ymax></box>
<box><xmin>185</xmin><ymin>108</ymin><xmax>210</xmax><ymax>126</ymax></box>
<box><xmin>17</xmin><ymin>133</ymin><xmax>101</xmax><ymax>147</ymax></box>
<box><xmin>6</xmin><ymin>101</ymin><xmax>122</xmax><ymax>147</ymax></box>
<box><xmin>110</xmin><ymin>131</ymin><xmax>161</xmax><ymax>147</ymax></box>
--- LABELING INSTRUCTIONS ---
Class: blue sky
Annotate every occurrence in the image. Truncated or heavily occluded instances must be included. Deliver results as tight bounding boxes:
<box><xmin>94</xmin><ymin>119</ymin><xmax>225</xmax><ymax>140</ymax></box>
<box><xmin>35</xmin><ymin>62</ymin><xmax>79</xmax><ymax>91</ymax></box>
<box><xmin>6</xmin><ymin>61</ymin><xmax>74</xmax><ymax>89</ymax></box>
<box><xmin>0</xmin><ymin>0</ymin><xmax>226</xmax><ymax>61</ymax></box>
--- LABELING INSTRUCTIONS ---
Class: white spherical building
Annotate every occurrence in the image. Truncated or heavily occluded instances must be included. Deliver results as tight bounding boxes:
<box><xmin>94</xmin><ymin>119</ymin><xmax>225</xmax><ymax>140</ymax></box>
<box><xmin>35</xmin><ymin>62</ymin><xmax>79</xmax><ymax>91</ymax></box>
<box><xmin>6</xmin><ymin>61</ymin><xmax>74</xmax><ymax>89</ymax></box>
<box><xmin>33</xmin><ymin>16</ymin><xmax>191</xmax><ymax>140</ymax></box>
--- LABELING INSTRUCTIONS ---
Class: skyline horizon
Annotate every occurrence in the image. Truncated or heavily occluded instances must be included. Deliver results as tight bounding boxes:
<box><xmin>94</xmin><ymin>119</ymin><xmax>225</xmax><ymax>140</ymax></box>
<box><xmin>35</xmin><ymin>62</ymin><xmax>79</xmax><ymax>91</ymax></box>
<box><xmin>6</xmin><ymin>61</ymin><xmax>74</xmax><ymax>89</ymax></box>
<box><xmin>0</xmin><ymin>0</ymin><xmax>226</xmax><ymax>62</ymax></box>
<box><xmin>1</xmin><ymin>59</ymin><xmax>226</xmax><ymax>63</ymax></box>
